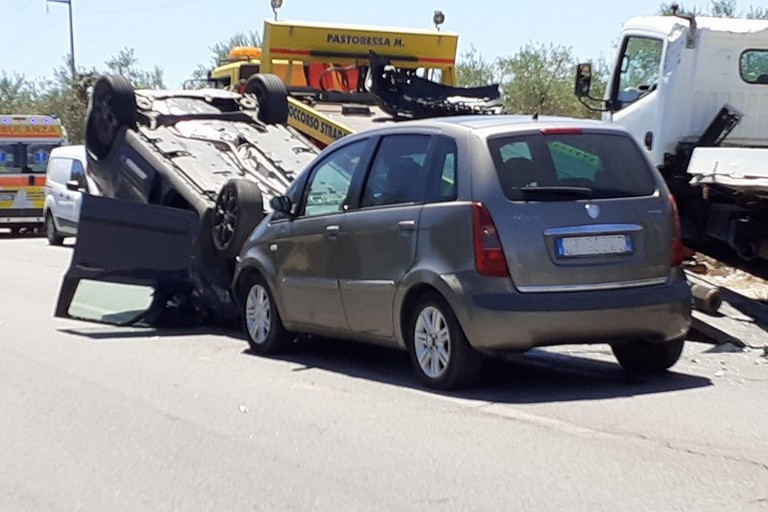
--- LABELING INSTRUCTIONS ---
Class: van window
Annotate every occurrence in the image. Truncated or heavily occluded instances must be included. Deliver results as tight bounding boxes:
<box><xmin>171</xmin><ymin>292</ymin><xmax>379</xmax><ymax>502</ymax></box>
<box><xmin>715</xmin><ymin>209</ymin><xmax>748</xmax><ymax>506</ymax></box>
<box><xmin>71</xmin><ymin>159</ymin><xmax>86</xmax><ymax>188</ymax></box>
<box><xmin>47</xmin><ymin>157</ymin><xmax>71</xmax><ymax>185</ymax></box>
<box><xmin>488</xmin><ymin>132</ymin><xmax>656</xmax><ymax>201</ymax></box>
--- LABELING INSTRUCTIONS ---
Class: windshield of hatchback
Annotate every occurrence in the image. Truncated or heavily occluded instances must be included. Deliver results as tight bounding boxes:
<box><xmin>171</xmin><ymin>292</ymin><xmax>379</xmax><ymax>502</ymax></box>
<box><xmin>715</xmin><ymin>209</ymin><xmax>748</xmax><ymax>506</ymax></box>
<box><xmin>487</xmin><ymin>131</ymin><xmax>656</xmax><ymax>201</ymax></box>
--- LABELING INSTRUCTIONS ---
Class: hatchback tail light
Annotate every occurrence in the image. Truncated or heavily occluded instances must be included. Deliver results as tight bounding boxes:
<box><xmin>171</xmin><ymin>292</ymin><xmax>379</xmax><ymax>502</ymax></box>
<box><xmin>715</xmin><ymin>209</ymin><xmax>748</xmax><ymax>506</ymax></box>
<box><xmin>670</xmin><ymin>195</ymin><xmax>684</xmax><ymax>267</ymax></box>
<box><xmin>472</xmin><ymin>202</ymin><xmax>509</xmax><ymax>277</ymax></box>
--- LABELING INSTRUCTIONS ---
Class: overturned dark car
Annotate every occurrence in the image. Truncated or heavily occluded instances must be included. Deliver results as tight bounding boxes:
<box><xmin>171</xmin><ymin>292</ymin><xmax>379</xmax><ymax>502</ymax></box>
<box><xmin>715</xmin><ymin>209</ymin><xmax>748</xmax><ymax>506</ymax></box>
<box><xmin>55</xmin><ymin>74</ymin><xmax>318</xmax><ymax>325</ymax></box>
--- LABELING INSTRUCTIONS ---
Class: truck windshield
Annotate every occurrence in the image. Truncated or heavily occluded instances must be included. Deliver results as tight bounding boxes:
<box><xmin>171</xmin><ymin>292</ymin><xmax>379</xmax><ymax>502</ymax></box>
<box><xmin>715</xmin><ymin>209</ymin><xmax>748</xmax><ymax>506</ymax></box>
<box><xmin>613</xmin><ymin>36</ymin><xmax>663</xmax><ymax>111</ymax></box>
<box><xmin>0</xmin><ymin>143</ymin><xmax>56</xmax><ymax>174</ymax></box>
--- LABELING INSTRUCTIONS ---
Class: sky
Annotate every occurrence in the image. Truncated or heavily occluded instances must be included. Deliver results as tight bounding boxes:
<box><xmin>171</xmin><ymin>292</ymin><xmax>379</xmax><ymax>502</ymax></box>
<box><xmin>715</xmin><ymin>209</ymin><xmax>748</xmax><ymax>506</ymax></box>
<box><xmin>0</xmin><ymin>0</ymin><xmax>756</xmax><ymax>88</ymax></box>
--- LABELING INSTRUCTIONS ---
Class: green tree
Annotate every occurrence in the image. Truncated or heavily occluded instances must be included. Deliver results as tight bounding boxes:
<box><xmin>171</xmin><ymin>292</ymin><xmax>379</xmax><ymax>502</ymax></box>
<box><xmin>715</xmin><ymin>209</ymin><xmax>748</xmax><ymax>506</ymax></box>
<box><xmin>104</xmin><ymin>48</ymin><xmax>165</xmax><ymax>89</ymax></box>
<box><xmin>659</xmin><ymin>1</ymin><xmax>768</xmax><ymax>18</ymax></box>
<box><xmin>456</xmin><ymin>46</ymin><xmax>497</xmax><ymax>87</ymax></box>
<box><xmin>711</xmin><ymin>0</ymin><xmax>738</xmax><ymax>16</ymax></box>
<box><xmin>1</xmin><ymin>49</ymin><xmax>164</xmax><ymax>143</ymax></box>
<box><xmin>496</xmin><ymin>43</ymin><xmax>606</xmax><ymax>119</ymax></box>
<box><xmin>0</xmin><ymin>73</ymin><xmax>37</xmax><ymax>113</ymax></box>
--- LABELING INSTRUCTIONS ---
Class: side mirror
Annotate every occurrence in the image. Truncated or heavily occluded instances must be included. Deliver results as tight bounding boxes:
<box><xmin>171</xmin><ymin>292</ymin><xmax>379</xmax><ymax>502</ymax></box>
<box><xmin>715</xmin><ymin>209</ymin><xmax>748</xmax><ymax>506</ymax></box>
<box><xmin>65</xmin><ymin>180</ymin><xmax>82</xmax><ymax>192</ymax></box>
<box><xmin>270</xmin><ymin>195</ymin><xmax>293</xmax><ymax>216</ymax></box>
<box><xmin>574</xmin><ymin>63</ymin><xmax>592</xmax><ymax>98</ymax></box>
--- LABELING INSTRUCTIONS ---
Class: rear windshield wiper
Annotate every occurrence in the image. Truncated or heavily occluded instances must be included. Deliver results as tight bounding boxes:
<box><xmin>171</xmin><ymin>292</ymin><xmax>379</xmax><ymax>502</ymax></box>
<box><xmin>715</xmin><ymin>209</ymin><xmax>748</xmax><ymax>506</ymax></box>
<box><xmin>519</xmin><ymin>185</ymin><xmax>593</xmax><ymax>197</ymax></box>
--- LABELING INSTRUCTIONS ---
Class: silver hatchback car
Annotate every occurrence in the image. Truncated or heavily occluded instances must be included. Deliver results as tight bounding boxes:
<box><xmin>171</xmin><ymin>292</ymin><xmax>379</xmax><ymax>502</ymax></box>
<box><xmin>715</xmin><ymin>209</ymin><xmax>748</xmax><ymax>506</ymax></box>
<box><xmin>233</xmin><ymin>116</ymin><xmax>691</xmax><ymax>389</ymax></box>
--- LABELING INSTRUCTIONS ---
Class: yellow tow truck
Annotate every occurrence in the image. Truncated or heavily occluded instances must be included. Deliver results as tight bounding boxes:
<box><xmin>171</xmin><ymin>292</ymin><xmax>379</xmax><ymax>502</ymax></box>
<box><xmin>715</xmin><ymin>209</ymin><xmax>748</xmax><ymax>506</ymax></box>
<box><xmin>203</xmin><ymin>13</ymin><xmax>500</xmax><ymax>147</ymax></box>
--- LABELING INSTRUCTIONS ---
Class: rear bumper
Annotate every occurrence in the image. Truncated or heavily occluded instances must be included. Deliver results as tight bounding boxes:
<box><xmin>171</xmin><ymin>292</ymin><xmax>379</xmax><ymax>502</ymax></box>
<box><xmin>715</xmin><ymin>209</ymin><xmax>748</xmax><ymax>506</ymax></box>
<box><xmin>450</xmin><ymin>274</ymin><xmax>692</xmax><ymax>352</ymax></box>
<box><xmin>0</xmin><ymin>208</ymin><xmax>44</xmax><ymax>226</ymax></box>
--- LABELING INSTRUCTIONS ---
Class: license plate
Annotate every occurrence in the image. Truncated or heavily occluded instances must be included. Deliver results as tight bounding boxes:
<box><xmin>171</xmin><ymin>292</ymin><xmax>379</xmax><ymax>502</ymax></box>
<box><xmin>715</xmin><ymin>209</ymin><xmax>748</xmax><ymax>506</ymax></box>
<box><xmin>556</xmin><ymin>234</ymin><xmax>632</xmax><ymax>257</ymax></box>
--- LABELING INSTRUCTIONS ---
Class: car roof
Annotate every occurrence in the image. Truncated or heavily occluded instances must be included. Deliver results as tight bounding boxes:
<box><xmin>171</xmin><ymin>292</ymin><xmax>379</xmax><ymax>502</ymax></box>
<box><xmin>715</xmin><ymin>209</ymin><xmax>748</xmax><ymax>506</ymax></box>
<box><xmin>341</xmin><ymin>115</ymin><xmax>628</xmax><ymax>141</ymax></box>
<box><xmin>406</xmin><ymin>114</ymin><xmax>617</xmax><ymax>131</ymax></box>
<box><xmin>50</xmin><ymin>144</ymin><xmax>86</xmax><ymax>161</ymax></box>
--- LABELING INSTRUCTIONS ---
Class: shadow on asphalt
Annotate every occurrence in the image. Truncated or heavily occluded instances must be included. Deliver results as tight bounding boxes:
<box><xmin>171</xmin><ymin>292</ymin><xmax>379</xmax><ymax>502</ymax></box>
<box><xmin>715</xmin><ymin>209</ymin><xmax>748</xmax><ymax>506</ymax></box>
<box><xmin>243</xmin><ymin>336</ymin><xmax>713</xmax><ymax>404</ymax></box>
<box><xmin>0</xmin><ymin>231</ymin><xmax>45</xmax><ymax>240</ymax></box>
<box><xmin>58</xmin><ymin>324</ymin><xmax>241</xmax><ymax>341</ymax></box>
<box><xmin>59</xmin><ymin>320</ymin><xmax>712</xmax><ymax>402</ymax></box>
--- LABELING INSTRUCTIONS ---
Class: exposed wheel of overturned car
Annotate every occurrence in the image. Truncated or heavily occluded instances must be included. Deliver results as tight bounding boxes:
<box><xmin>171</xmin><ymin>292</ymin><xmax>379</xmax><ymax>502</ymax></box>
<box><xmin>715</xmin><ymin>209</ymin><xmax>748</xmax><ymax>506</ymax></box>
<box><xmin>611</xmin><ymin>338</ymin><xmax>685</xmax><ymax>374</ymax></box>
<box><xmin>212</xmin><ymin>178</ymin><xmax>265</xmax><ymax>260</ymax></box>
<box><xmin>244</xmin><ymin>73</ymin><xmax>289</xmax><ymax>125</ymax></box>
<box><xmin>85</xmin><ymin>75</ymin><xmax>137</xmax><ymax>160</ymax></box>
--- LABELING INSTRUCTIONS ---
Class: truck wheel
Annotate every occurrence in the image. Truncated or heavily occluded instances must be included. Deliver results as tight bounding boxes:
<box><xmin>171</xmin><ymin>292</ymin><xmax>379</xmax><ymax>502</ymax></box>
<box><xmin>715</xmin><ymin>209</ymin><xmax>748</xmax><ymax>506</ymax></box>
<box><xmin>244</xmin><ymin>73</ymin><xmax>289</xmax><ymax>125</ymax></box>
<box><xmin>211</xmin><ymin>179</ymin><xmax>264</xmax><ymax>260</ymax></box>
<box><xmin>406</xmin><ymin>292</ymin><xmax>482</xmax><ymax>390</ymax></box>
<box><xmin>611</xmin><ymin>338</ymin><xmax>685</xmax><ymax>374</ymax></box>
<box><xmin>241</xmin><ymin>273</ymin><xmax>293</xmax><ymax>354</ymax></box>
<box><xmin>45</xmin><ymin>213</ymin><xmax>64</xmax><ymax>246</ymax></box>
<box><xmin>85</xmin><ymin>75</ymin><xmax>137</xmax><ymax>160</ymax></box>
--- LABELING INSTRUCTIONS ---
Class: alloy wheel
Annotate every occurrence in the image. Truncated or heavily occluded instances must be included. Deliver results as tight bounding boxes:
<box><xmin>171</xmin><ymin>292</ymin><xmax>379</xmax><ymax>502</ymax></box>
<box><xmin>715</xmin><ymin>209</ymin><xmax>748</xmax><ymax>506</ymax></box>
<box><xmin>245</xmin><ymin>284</ymin><xmax>271</xmax><ymax>345</ymax></box>
<box><xmin>413</xmin><ymin>306</ymin><xmax>451</xmax><ymax>379</ymax></box>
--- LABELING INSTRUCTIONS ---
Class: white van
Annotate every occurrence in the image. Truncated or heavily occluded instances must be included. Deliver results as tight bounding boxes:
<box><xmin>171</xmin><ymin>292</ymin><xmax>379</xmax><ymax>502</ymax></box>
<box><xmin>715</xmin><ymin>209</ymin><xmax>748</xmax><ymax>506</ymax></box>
<box><xmin>43</xmin><ymin>145</ymin><xmax>98</xmax><ymax>245</ymax></box>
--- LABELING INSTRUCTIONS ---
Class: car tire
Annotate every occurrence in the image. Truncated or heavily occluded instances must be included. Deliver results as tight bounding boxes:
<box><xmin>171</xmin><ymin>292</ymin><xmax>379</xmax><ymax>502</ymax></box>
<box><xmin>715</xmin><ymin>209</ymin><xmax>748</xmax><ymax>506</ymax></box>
<box><xmin>406</xmin><ymin>292</ymin><xmax>482</xmax><ymax>390</ymax></box>
<box><xmin>85</xmin><ymin>75</ymin><xmax>137</xmax><ymax>160</ymax></box>
<box><xmin>611</xmin><ymin>338</ymin><xmax>685</xmax><ymax>374</ymax></box>
<box><xmin>244</xmin><ymin>73</ymin><xmax>289</xmax><ymax>125</ymax></box>
<box><xmin>211</xmin><ymin>179</ymin><xmax>265</xmax><ymax>260</ymax></box>
<box><xmin>45</xmin><ymin>213</ymin><xmax>64</xmax><ymax>246</ymax></box>
<box><xmin>241</xmin><ymin>274</ymin><xmax>293</xmax><ymax>354</ymax></box>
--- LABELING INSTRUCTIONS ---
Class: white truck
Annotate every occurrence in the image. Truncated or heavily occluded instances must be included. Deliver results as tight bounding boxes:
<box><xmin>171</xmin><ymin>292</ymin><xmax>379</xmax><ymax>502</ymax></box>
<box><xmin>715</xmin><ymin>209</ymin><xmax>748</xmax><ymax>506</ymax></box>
<box><xmin>575</xmin><ymin>13</ymin><xmax>768</xmax><ymax>261</ymax></box>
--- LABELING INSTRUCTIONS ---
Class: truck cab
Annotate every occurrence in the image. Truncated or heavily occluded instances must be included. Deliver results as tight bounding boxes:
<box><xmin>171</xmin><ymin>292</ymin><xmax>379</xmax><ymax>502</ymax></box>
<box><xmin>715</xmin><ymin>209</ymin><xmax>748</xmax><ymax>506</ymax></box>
<box><xmin>578</xmin><ymin>15</ymin><xmax>768</xmax><ymax>261</ymax></box>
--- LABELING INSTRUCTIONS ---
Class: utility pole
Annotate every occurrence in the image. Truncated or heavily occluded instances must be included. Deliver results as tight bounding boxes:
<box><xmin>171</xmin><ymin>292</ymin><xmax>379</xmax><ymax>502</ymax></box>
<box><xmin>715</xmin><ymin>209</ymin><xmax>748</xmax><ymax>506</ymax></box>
<box><xmin>46</xmin><ymin>0</ymin><xmax>76</xmax><ymax>80</ymax></box>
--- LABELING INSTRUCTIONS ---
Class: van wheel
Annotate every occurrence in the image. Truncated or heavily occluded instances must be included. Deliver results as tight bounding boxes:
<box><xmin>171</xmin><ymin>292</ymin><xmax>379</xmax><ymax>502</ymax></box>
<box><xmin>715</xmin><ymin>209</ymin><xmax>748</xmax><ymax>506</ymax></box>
<box><xmin>241</xmin><ymin>274</ymin><xmax>293</xmax><ymax>354</ymax></box>
<box><xmin>85</xmin><ymin>75</ymin><xmax>137</xmax><ymax>160</ymax></box>
<box><xmin>244</xmin><ymin>73</ymin><xmax>289</xmax><ymax>125</ymax></box>
<box><xmin>406</xmin><ymin>292</ymin><xmax>482</xmax><ymax>390</ymax></box>
<box><xmin>211</xmin><ymin>179</ymin><xmax>264</xmax><ymax>260</ymax></box>
<box><xmin>45</xmin><ymin>214</ymin><xmax>64</xmax><ymax>246</ymax></box>
<box><xmin>9</xmin><ymin>227</ymin><xmax>21</xmax><ymax>237</ymax></box>
<box><xmin>612</xmin><ymin>338</ymin><xmax>685</xmax><ymax>374</ymax></box>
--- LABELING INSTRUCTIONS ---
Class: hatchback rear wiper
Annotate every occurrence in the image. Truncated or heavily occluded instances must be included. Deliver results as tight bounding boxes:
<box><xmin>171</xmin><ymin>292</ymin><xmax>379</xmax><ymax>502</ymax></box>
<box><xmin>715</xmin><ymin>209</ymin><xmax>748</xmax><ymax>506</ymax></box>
<box><xmin>519</xmin><ymin>185</ymin><xmax>593</xmax><ymax>197</ymax></box>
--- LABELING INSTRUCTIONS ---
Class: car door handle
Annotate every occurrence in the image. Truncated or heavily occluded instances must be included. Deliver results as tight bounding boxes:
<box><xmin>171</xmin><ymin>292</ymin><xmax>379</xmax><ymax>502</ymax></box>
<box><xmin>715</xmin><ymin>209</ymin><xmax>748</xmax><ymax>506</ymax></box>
<box><xmin>398</xmin><ymin>220</ymin><xmax>416</xmax><ymax>231</ymax></box>
<box><xmin>325</xmin><ymin>225</ymin><xmax>340</xmax><ymax>238</ymax></box>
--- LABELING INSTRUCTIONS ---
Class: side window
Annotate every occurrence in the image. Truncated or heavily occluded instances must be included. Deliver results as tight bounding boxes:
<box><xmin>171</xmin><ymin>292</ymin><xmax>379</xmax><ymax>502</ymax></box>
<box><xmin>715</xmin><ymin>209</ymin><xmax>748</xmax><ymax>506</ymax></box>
<box><xmin>70</xmin><ymin>159</ymin><xmax>87</xmax><ymax>189</ymax></box>
<box><xmin>302</xmin><ymin>140</ymin><xmax>366</xmax><ymax>217</ymax></box>
<box><xmin>613</xmin><ymin>36</ymin><xmax>663</xmax><ymax>111</ymax></box>
<box><xmin>360</xmin><ymin>134</ymin><xmax>430</xmax><ymax>208</ymax></box>
<box><xmin>47</xmin><ymin>157</ymin><xmax>72</xmax><ymax>185</ymax></box>
<box><xmin>426</xmin><ymin>136</ymin><xmax>458</xmax><ymax>203</ymax></box>
<box><xmin>740</xmin><ymin>50</ymin><xmax>768</xmax><ymax>83</ymax></box>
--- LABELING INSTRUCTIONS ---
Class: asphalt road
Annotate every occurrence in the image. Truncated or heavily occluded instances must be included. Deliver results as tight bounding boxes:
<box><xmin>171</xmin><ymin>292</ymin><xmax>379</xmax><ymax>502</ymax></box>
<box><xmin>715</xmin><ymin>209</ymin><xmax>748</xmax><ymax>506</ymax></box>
<box><xmin>1</xmin><ymin>233</ymin><xmax>767</xmax><ymax>512</ymax></box>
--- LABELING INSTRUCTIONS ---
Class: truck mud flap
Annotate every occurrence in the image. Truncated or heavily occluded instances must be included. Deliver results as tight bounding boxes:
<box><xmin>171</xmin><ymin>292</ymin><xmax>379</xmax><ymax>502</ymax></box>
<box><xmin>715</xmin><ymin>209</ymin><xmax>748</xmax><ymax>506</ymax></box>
<box><xmin>54</xmin><ymin>195</ymin><xmax>201</xmax><ymax>326</ymax></box>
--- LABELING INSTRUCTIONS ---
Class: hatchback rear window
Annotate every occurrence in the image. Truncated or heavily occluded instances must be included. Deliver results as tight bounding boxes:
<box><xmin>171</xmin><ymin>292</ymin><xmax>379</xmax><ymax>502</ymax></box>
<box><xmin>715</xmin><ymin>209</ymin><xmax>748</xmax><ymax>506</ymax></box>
<box><xmin>488</xmin><ymin>132</ymin><xmax>656</xmax><ymax>200</ymax></box>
